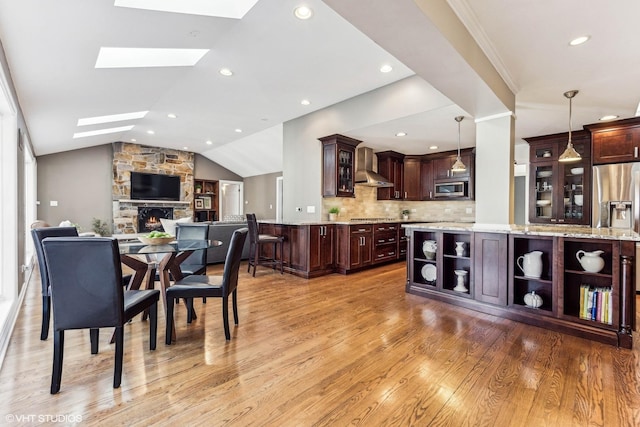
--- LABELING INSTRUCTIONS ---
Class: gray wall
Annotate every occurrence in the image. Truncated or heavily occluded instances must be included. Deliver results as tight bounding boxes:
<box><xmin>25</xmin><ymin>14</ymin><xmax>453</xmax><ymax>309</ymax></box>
<box><xmin>36</xmin><ymin>147</ymin><xmax>243</xmax><ymax>232</ymax></box>
<box><xmin>244</xmin><ymin>172</ymin><xmax>281</xmax><ymax>220</ymax></box>
<box><xmin>195</xmin><ymin>154</ymin><xmax>242</xmax><ymax>181</ymax></box>
<box><xmin>37</xmin><ymin>144</ymin><xmax>113</xmax><ymax>232</ymax></box>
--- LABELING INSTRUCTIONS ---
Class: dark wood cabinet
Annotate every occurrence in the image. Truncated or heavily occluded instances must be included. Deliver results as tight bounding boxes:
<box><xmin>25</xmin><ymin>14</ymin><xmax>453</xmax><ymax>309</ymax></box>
<box><xmin>376</xmin><ymin>151</ymin><xmax>404</xmax><ymax>200</ymax></box>
<box><xmin>319</xmin><ymin>134</ymin><xmax>361</xmax><ymax>198</ymax></box>
<box><xmin>526</xmin><ymin>131</ymin><xmax>591</xmax><ymax>225</ymax></box>
<box><xmin>335</xmin><ymin>224</ymin><xmax>373</xmax><ymax>273</ymax></box>
<box><xmin>308</xmin><ymin>225</ymin><xmax>334</xmax><ymax>274</ymax></box>
<box><xmin>373</xmin><ymin>223</ymin><xmax>399</xmax><ymax>263</ymax></box>
<box><xmin>433</xmin><ymin>151</ymin><xmax>473</xmax><ymax>180</ymax></box>
<box><xmin>585</xmin><ymin>117</ymin><xmax>640</xmax><ymax>164</ymax></box>
<box><xmin>402</xmin><ymin>155</ymin><xmax>423</xmax><ymax>200</ymax></box>
<box><xmin>193</xmin><ymin>179</ymin><xmax>218</xmax><ymax>222</ymax></box>
<box><xmin>474</xmin><ymin>232</ymin><xmax>507</xmax><ymax>306</ymax></box>
<box><xmin>406</xmin><ymin>225</ymin><xmax>636</xmax><ymax>348</ymax></box>
<box><xmin>420</xmin><ymin>160</ymin><xmax>434</xmax><ymax>200</ymax></box>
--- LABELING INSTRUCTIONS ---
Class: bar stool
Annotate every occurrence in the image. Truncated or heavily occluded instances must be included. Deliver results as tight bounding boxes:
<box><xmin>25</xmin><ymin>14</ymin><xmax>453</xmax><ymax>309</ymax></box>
<box><xmin>246</xmin><ymin>213</ymin><xmax>284</xmax><ymax>276</ymax></box>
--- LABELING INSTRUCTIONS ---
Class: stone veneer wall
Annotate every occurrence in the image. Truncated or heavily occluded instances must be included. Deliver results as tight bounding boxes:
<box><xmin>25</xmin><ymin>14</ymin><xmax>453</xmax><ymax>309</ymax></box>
<box><xmin>321</xmin><ymin>186</ymin><xmax>475</xmax><ymax>222</ymax></box>
<box><xmin>112</xmin><ymin>142</ymin><xmax>194</xmax><ymax>234</ymax></box>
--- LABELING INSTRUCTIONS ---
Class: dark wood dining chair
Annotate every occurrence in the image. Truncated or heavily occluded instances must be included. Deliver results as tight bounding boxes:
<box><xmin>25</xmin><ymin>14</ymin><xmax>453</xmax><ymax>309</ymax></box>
<box><xmin>246</xmin><ymin>213</ymin><xmax>284</xmax><ymax>276</ymax></box>
<box><xmin>165</xmin><ymin>228</ymin><xmax>248</xmax><ymax>343</ymax></box>
<box><xmin>41</xmin><ymin>237</ymin><xmax>160</xmax><ymax>394</ymax></box>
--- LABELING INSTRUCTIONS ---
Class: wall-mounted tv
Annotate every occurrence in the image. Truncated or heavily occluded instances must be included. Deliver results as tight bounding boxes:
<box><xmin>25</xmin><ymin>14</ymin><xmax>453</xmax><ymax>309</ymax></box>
<box><xmin>130</xmin><ymin>172</ymin><xmax>181</xmax><ymax>201</ymax></box>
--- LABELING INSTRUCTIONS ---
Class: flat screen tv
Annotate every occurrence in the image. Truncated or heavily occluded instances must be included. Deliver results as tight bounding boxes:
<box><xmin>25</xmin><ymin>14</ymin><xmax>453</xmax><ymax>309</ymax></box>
<box><xmin>130</xmin><ymin>172</ymin><xmax>180</xmax><ymax>201</ymax></box>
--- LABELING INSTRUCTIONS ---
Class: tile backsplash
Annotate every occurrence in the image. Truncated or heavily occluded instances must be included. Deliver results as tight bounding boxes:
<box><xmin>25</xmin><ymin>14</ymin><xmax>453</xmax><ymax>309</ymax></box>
<box><xmin>321</xmin><ymin>186</ymin><xmax>475</xmax><ymax>222</ymax></box>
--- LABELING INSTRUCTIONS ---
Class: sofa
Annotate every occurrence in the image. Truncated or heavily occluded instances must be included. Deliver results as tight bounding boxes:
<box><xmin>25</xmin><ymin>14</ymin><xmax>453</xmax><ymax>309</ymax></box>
<box><xmin>205</xmin><ymin>222</ymin><xmax>251</xmax><ymax>264</ymax></box>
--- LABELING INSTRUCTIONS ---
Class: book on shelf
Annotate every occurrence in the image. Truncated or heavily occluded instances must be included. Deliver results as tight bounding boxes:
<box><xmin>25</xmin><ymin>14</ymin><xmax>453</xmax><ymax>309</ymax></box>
<box><xmin>579</xmin><ymin>284</ymin><xmax>612</xmax><ymax>325</ymax></box>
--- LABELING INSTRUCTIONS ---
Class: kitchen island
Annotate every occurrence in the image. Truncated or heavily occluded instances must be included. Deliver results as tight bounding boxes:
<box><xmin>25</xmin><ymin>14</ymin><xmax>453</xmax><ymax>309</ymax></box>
<box><xmin>404</xmin><ymin>222</ymin><xmax>638</xmax><ymax>348</ymax></box>
<box><xmin>258</xmin><ymin>219</ymin><xmax>411</xmax><ymax>278</ymax></box>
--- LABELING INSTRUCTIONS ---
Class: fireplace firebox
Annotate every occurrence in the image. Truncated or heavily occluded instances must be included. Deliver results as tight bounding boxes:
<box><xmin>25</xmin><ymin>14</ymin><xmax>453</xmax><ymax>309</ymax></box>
<box><xmin>138</xmin><ymin>207</ymin><xmax>173</xmax><ymax>233</ymax></box>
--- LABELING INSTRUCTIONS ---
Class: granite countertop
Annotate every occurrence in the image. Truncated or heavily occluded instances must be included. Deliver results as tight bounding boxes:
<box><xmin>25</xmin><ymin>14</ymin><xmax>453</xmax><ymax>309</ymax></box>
<box><xmin>258</xmin><ymin>219</ymin><xmax>421</xmax><ymax>226</ymax></box>
<box><xmin>402</xmin><ymin>222</ymin><xmax>640</xmax><ymax>241</ymax></box>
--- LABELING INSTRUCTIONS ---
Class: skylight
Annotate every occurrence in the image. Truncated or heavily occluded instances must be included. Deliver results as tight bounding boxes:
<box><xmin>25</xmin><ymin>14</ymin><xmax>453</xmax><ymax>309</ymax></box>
<box><xmin>77</xmin><ymin>111</ymin><xmax>148</xmax><ymax>126</ymax></box>
<box><xmin>73</xmin><ymin>125</ymin><xmax>134</xmax><ymax>139</ymax></box>
<box><xmin>95</xmin><ymin>47</ymin><xmax>209</xmax><ymax>68</ymax></box>
<box><xmin>114</xmin><ymin>0</ymin><xmax>260</xmax><ymax>19</ymax></box>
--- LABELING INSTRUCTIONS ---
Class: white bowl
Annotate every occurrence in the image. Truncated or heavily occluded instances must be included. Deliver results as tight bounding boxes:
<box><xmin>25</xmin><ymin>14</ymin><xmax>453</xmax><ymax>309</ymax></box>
<box><xmin>536</xmin><ymin>200</ymin><xmax>551</xmax><ymax>207</ymax></box>
<box><xmin>574</xmin><ymin>195</ymin><xmax>583</xmax><ymax>206</ymax></box>
<box><xmin>570</xmin><ymin>167</ymin><xmax>584</xmax><ymax>175</ymax></box>
<box><xmin>537</xmin><ymin>171</ymin><xmax>553</xmax><ymax>178</ymax></box>
<box><xmin>138</xmin><ymin>236</ymin><xmax>175</xmax><ymax>245</ymax></box>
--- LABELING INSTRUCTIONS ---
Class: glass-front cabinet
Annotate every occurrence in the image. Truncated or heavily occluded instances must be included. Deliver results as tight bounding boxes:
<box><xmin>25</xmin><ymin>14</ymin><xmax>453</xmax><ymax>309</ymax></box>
<box><xmin>319</xmin><ymin>134</ymin><xmax>361</xmax><ymax>198</ymax></box>
<box><xmin>526</xmin><ymin>130</ymin><xmax>591</xmax><ymax>225</ymax></box>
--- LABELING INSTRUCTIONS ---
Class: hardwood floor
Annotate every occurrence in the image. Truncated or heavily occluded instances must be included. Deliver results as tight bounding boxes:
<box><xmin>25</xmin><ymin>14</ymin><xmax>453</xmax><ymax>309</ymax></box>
<box><xmin>1</xmin><ymin>261</ymin><xmax>640</xmax><ymax>426</ymax></box>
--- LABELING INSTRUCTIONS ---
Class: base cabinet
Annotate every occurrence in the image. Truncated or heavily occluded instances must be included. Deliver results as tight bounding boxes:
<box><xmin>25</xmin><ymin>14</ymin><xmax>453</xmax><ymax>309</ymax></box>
<box><xmin>474</xmin><ymin>233</ymin><xmax>508</xmax><ymax>306</ymax></box>
<box><xmin>406</xmin><ymin>227</ymin><xmax>635</xmax><ymax>348</ymax></box>
<box><xmin>336</xmin><ymin>224</ymin><xmax>373</xmax><ymax>273</ymax></box>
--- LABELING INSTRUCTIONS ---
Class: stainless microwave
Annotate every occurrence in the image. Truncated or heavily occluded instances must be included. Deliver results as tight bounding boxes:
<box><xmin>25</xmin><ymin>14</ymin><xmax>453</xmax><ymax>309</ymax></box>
<box><xmin>434</xmin><ymin>181</ymin><xmax>468</xmax><ymax>198</ymax></box>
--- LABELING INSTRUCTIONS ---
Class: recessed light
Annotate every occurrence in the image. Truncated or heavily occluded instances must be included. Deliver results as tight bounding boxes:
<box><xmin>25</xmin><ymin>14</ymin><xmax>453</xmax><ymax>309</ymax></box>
<box><xmin>73</xmin><ymin>125</ymin><xmax>134</xmax><ymax>139</ymax></box>
<box><xmin>77</xmin><ymin>110</ymin><xmax>148</xmax><ymax>126</ymax></box>
<box><xmin>95</xmin><ymin>47</ymin><xmax>209</xmax><ymax>68</ymax></box>
<box><xmin>395</xmin><ymin>132</ymin><xmax>407</xmax><ymax>137</ymax></box>
<box><xmin>429</xmin><ymin>145</ymin><xmax>438</xmax><ymax>150</ymax></box>
<box><xmin>147</xmin><ymin>130</ymin><xmax>155</xmax><ymax>135</ymax></box>
<box><xmin>131</xmin><ymin>138</ymin><xmax>136</xmax><ymax>142</ymax></box>
<box><xmin>219</xmin><ymin>68</ymin><xmax>233</xmax><ymax>76</ymax></box>
<box><xmin>599</xmin><ymin>115</ymin><xmax>619</xmax><ymax>121</ymax></box>
<box><xmin>235</xmin><ymin>128</ymin><xmax>242</xmax><ymax>133</ymax></box>
<box><xmin>183</xmin><ymin>146</ymin><xmax>188</xmax><ymax>150</ymax></box>
<box><xmin>167</xmin><ymin>113</ymin><xmax>177</xmax><ymax>119</ymax></box>
<box><xmin>114</xmin><ymin>0</ymin><xmax>260</xmax><ymax>19</ymax></box>
<box><xmin>294</xmin><ymin>6</ymin><xmax>313</xmax><ymax>20</ymax></box>
<box><xmin>569</xmin><ymin>35</ymin><xmax>590</xmax><ymax>46</ymax></box>
<box><xmin>206</xmin><ymin>140</ymin><xmax>213</xmax><ymax>145</ymax></box>
<box><xmin>380</xmin><ymin>64</ymin><xmax>393</xmax><ymax>73</ymax></box>
<box><xmin>301</xmin><ymin>99</ymin><xmax>310</xmax><ymax>106</ymax></box>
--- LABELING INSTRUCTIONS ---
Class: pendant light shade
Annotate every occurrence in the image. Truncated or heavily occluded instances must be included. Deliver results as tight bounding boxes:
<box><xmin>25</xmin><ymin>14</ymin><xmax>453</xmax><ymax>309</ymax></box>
<box><xmin>451</xmin><ymin>116</ymin><xmax>467</xmax><ymax>172</ymax></box>
<box><xmin>558</xmin><ymin>90</ymin><xmax>581</xmax><ymax>163</ymax></box>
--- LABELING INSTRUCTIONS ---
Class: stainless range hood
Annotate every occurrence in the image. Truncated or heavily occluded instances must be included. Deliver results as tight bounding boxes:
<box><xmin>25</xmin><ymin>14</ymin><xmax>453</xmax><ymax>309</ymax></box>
<box><xmin>354</xmin><ymin>147</ymin><xmax>394</xmax><ymax>187</ymax></box>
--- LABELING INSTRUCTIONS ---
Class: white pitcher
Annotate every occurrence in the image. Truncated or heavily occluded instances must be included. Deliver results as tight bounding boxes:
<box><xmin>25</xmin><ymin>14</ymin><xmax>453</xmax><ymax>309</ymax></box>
<box><xmin>516</xmin><ymin>250</ymin><xmax>543</xmax><ymax>278</ymax></box>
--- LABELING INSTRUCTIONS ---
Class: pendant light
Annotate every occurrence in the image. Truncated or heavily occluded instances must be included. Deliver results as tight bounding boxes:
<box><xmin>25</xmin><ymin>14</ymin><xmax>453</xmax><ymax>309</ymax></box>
<box><xmin>558</xmin><ymin>90</ymin><xmax>581</xmax><ymax>162</ymax></box>
<box><xmin>451</xmin><ymin>116</ymin><xmax>467</xmax><ymax>172</ymax></box>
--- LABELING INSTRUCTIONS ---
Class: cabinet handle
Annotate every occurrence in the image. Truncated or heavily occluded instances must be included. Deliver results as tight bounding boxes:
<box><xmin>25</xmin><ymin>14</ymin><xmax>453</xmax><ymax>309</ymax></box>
<box><xmin>550</xmin><ymin>218</ymin><xmax>557</xmax><ymax>222</ymax></box>
<box><xmin>404</xmin><ymin>192</ymin><xmax>407</xmax><ymax>198</ymax></box>
<box><xmin>429</xmin><ymin>191</ymin><xmax>433</xmax><ymax>199</ymax></box>
<box><xmin>635</xmin><ymin>146</ymin><xmax>638</xmax><ymax>158</ymax></box>
<box><xmin>558</xmin><ymin>219</ymin><xmax>565</xmax><ymax>223</ymax></box>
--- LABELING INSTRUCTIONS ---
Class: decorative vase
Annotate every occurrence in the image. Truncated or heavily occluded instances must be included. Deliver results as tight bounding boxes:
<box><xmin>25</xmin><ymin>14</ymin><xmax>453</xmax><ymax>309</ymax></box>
<box><xmin>453</xmin><ymin>270</ymin><xmax>468</xmax><ymax>292</ymax></box>
<box><xmin>402</xmin><ymin>214</ymin><xmax>409</xmax><ymax>221</ymax></box>
<box><xmin>422</xmin><ymin>240</ymin><xmax>437</xmax><ymax>260</ymax></box>
<box><xmin>524</xmin><ymin>291</ymin><xmax>543</xmax><ymax>308</ymax></box>
<box><xmin>329</xmin><ymin>213</ymin><xmax>337</xmax><ymax>221</ymax></box>
<box><xmin>455</xmin><ymin>241</ymin><xmax>465</xmax><ymax>257</ymax></box>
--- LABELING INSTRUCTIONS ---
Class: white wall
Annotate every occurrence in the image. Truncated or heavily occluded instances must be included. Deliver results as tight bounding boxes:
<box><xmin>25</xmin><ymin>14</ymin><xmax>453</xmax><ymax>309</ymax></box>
<box><xmin>282</xmin><ymin>76</ymin><xmax>456</xmax><ymax>222</ymax></box>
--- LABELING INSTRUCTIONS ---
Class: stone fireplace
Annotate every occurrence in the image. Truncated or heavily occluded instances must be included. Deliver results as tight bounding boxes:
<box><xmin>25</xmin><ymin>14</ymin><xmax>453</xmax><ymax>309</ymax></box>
<box><xmin>112</xmin><ymin>142</ymin><xmax>194</xmax><ymax>234</ymax></box>
<box><xmin>137</xmin><ymin>207</ymin><xmax>174</xmax><ymax>233</ymax></box>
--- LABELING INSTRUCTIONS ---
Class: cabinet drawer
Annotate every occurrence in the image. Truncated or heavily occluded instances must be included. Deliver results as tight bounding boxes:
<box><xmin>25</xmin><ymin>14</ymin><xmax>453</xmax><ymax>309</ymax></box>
<box><xmin>374</xmin><ymin>245</ymin><xmax>397</xmax><ymax>262</ymax></box>
<box><xmin>373</xmin><ymin>223</ymin><xmax>398</xmax><ymax>233</ymax></box>
<box><xmin>374</xmin><ymin>232</ymin><xmax>397</xmax><ymax>246</ymax></box>
<box><xmin>350</xmin><ymin>225</ymin><xmax>372</xmax><ymax>234</ymax></box>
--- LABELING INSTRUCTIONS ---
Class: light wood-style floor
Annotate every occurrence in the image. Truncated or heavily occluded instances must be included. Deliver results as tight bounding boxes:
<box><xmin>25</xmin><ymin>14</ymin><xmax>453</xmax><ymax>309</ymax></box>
<box><xmin>2</xmin><ymin>261</ymin><xmax>640</xmax><ymax>426</ymax></box>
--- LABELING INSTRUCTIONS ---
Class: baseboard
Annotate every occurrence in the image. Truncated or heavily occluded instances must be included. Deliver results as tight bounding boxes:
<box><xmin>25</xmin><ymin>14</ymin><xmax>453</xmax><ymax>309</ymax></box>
<box><xmin>0</xmin><ymin>262</ymin><xmax>31</xmax><ymax>371</ymax></box>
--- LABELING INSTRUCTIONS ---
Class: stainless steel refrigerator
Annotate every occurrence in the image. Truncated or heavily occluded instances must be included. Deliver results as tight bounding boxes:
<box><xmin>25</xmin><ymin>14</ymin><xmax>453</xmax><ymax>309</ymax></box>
<box><xmin>592</xmin><ymin>162</ymin><xmax>640</xmax><ymax>291</ymax></box>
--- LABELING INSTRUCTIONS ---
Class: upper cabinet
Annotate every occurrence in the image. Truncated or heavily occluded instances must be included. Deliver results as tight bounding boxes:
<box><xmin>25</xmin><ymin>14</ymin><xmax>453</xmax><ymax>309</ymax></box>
<box><xmin>433</xmin><ymin>151</ymin><xmax>473</xmax><ymax>180</ymax></box>
<box><xmin>526</xmin><ymin>130</ymin><xmax>591</xmax><ymax>225</ymax></box>
<box><xmin>585</xmin><ymin>117</ymin><xmax>640</xmax><ymax>165</ymax></box>
<box><xmin>319</xmin><ymin>134</ymin><xmax>361</xmax><ymax>198</ymax></box>
<box><xmin>376</xmin><ymin>151</ymin><xmax>405</xmax><ymax>200</ymax></box>
<box><xmin>403</xmin><ymin>155</ymin><xmax>423</xmax><ymax>201</ymax></box>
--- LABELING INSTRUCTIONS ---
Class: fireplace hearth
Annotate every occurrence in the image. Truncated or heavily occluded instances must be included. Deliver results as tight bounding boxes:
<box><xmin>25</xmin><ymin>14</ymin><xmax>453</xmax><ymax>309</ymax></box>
<box><xmin>138</xmin><ymin>207</ymin><xmax>174</xmax><ymax>233</ymax></box>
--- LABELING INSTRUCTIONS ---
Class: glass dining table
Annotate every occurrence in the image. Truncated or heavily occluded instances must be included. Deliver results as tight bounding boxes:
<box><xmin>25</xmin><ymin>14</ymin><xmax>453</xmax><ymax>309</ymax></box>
<box><xmin>118</xmin><ymin>239</ymin><xmax>222</xmax><ymax>341</ymax></box>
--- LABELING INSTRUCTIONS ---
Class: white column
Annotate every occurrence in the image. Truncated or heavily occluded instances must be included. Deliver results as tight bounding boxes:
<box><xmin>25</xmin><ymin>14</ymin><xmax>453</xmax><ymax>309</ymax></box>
<box><xmin>474</xmin><ymin>113</ymin><xmax>515</xmax><ymax>228</ymax></box>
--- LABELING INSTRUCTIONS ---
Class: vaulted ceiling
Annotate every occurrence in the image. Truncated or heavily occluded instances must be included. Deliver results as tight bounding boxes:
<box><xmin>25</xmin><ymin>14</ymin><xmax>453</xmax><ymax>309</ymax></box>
<box><xmin>0</xmin><ymin>0</ymin><xmax>638</xmax><ymax>177</ymax></box>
